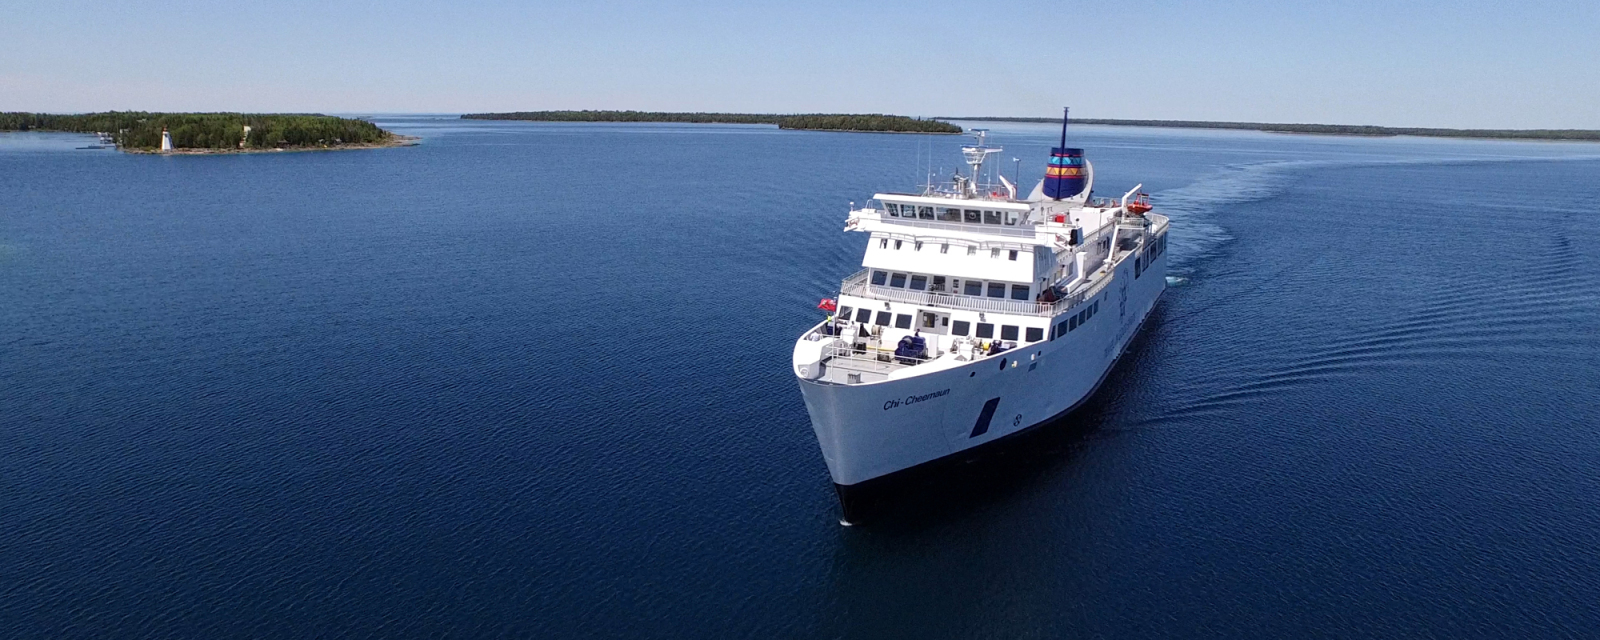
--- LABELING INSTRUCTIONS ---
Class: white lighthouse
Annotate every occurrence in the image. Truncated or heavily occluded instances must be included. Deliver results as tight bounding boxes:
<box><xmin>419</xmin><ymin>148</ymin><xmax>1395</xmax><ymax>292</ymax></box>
<box><xmin>160</xmin><ymin>127</ymin><xmax>173</xmax><ymax>152</ymax></box>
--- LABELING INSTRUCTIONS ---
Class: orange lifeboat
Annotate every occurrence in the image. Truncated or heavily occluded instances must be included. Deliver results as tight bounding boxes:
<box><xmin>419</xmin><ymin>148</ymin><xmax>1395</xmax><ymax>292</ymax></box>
<box><xmin>1126</xmin><ymin>193</ymin><xmax>1153</xmax><ymax>215</ymax></box>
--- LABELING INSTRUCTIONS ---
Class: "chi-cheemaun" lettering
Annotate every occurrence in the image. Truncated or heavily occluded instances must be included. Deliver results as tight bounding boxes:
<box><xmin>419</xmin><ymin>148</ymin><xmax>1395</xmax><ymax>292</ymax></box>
<box><xmin>883</xmin><ymin>388</ymin><xmax>950</xmax><ymax>411</ymax></box>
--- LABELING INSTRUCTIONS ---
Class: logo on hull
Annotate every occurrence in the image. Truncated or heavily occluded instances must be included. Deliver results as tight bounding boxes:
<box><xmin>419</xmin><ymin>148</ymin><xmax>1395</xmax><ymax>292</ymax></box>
<box><xmin>969</xmin><ymin>397</ymin><xmax>1002</xmax><ymax>437</ymax></box>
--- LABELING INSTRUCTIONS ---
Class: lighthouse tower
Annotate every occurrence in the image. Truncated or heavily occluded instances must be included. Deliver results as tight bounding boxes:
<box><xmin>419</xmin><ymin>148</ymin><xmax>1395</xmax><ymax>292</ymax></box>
<box><xmin>160</xmin><ymin>127</ymin><xmax>173</xmax><ymax>152</ymax></box>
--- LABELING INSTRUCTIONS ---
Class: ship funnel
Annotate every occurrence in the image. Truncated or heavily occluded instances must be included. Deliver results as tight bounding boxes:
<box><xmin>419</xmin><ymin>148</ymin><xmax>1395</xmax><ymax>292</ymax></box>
<box><xmin>1043</xmin><ymin>147</ymin><xmax>1086</xmax><ymax>199</ymax></box>
<box><xmin>1043</xmin><ymin>107</ymin><xmax>1086</xmax><ymax>199</ymax></box>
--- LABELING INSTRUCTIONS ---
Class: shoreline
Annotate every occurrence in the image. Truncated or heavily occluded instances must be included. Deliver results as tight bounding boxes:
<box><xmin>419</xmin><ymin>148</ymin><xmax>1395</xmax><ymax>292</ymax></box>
<box><xmin>936</xmin><ymin>117</ymin><xmax>1600</xmax><ymax>143</ymax></box>
<box><xmin>123</xmin><ymin>135</ymin><xmax>420</xmax><ymax>155</ymax></box>
<box><xmin>464</xmin><ymin>111</ymin><xmax>962</xmax><ymax>135</ymax></box>
<box><xmin>779</xmin><ymin>127</ymin><xmax>961</xmax><ymax>135</ymax></box>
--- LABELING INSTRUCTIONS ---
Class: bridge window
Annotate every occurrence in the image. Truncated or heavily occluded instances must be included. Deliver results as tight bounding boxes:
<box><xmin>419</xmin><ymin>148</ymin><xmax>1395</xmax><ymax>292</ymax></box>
<box><xmin>890</xmin><ymin>273</ymin><xmax>907</xmax><ymax>288</ymax></box>
<box><xmin>987</xmin><ymin>282</ymin><xmax>1005</xmax><ymax>298</ymax></box>
<box><xmin>837</xmin><ymin>306</ymin><xmax>852</xmax><ymax>320</ymax></box>
<box><xmin>917</xmin><ymin>206</ymin><xmax>934</xmax><ymax>219</ymax></box>
<box><xmin>909</xmin><ymin>275</ymin><xmax>928</xmax><ymax>291</ymax></box>
<box><xmin>875</xmin><ymin>311</ymin><xmax>892</xmax><ymax>326</ymax></box>
<box><xmin>1010</xmin><ymin>284</ymin><xmax>1029</xmax><ymax>300</ymax></box>
<box><xmin>938</xmin><ymin>207</ymin><xmax>961</xmax><ymax>221</ymax></box>
<box><xmin>856</xmin><ymin>308</ymin><xmax>873</xmax><ymax>323</ymax></box>
<box><xmin>964</xmin><ymin>281</ymin><xmax>983</xmax><ymax>296</ymax></box>
<box><xmin>1004</xmin><ymin>210</ymin><xmax>1019</xmax><ymax>225</ymax></box>
<box><xmin>895</xmin><ymin>314</ymin><xmax>912</xmax><ymax>329</ymax></box>
<box><xmin>1026</xmin><ymin>327</ymin><xmax>1044</xmax><ymax>342</ymax></box>
<box><xmin>952</xmin><ymin>320</ymin><xmax>970</xmax><ymax>336</ymax></box>
<box><xmin>871</xmin><ymin>270</ymin><xmax>887</xmax><ymax>286</ymax></box>
<box><xmin>883</xmin><ymin>203</ymin><xmax>899</xmax><ymax>217</ymax></box>
<box><xmin>1068</xmin><ymin>316</ymin><xmax>1078</xmax><ymax>331</ymax></box>
<box><xmin>1055</xmin><ymin>320</ymin><xmax>1069</xmax><ymax>337</ymax></box>
<box><xmin>930</xmin><ymin>276</ymin><xmax>946</xmax><ymax>292</ymax></box>
<box><xmin>983</xmin><ymin>210</ymin><xmax>1002</xmax><ymax>224</ymax></box>
<box><xmin>975</xmin><ymin>323</ymin><xmax>994</xmax><ymax>339</ymax></box>
<box><xmin>1001</xmin><ymin>325</ymin><xmax>1019</xmax><ymax>341</ymax></box>
<box><xmin>964</xmin><ymin>209</ymin><xmax>981</xmax><ymax>223</ymax></box>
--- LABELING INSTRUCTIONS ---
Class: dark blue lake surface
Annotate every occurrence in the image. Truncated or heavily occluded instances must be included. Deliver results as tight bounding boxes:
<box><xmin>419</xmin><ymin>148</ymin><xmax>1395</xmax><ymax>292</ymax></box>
<box><xmin>4</xmin><ymin>119</ymin><xmax>1600</xmax><ymax>637</ymax></box>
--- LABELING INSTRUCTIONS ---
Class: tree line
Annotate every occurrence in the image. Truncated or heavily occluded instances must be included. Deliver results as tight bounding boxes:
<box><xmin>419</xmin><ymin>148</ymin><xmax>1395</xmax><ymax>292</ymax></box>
<box><xmin>937</xmin><ymin>116</ymin><xmax>1600</xmax><ymax>142</ymax></box>
<box><xmin>462</xmin><ymin>111</ymin><xmax>962</xmax><ymax>133</ymax></box>
<box><xmin>0</xmin><ymin>112</ymin><xmax>393</xmax><ymax>149</ymax></box>
<box><xmin>775</xmin><ymin>114</ymin><xmax>960</xmax><ymax>133</ymax></box>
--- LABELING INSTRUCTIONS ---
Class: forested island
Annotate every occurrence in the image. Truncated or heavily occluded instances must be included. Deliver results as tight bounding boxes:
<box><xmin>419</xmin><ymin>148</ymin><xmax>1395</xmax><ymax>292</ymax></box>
<box><xmin>462</xmin><ymin>111</ymin><xmax>962</xmax><ymax>134</ymax></box>
<box><xmin>0</xmin><ymin>112</ymin><xmax>410</xmax><ymax>152</ymax></box>
<box><xmin>938</xmin><ymin>116</ymin><xmax>1600</xmax><ymax>142</ymax></box>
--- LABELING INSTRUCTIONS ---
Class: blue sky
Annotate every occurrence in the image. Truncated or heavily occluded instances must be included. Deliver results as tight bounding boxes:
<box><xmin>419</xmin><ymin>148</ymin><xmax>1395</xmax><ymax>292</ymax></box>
<box><xmin>3</xmin><ymin>0</ymin><xmax>1596</xmax><ymax>128</ymax></box>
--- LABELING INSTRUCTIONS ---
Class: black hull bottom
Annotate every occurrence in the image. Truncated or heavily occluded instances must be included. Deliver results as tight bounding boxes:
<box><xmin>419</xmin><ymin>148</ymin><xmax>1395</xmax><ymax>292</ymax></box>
<box><xmin>831</xmin><ymin>383</ymin><xmax>1102</xmax><ymax>526</ymax></box>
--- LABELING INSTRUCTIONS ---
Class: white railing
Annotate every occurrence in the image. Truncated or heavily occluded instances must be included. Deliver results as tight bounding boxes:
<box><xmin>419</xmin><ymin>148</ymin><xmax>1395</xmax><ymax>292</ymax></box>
<box><xmin>869</xmin><ymin>215</ymin><xmax>1039</xmax><ymax>239</ymax></box>
<box><xmin>840</xmin><ymin>270</ymin><xmax>1075</xmax><ymax>317</ymax></box>
<box><xmin>822</xmin><ymin>341</ymin><xmax>933</xmax><ymax>369</ymax></box>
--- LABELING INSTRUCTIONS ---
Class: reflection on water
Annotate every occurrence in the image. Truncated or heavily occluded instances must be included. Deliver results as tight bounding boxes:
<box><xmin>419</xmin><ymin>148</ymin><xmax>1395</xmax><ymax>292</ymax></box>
<box><xmin>3</xmin><ymin>119</ymin><xmax>1600</xmax><ymax>637</ymax></box>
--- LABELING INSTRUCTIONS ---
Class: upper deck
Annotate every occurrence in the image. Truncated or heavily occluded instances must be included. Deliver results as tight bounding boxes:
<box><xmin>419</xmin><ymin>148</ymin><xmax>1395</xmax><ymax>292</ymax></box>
<box><xmin>851</xmin><ymin>191</ymin><xmax>1128</xmax><ymax>242</ymax></box>
<box><xmin>841</xmin><ymin>213</ymin><xmax>1167</xmax><ymax>317</ymax></box>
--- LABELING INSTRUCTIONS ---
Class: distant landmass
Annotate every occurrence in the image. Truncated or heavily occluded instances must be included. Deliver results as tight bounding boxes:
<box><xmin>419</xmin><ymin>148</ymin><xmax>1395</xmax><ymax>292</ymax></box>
<box><xmin>0</xmin><ymin>112</ymin><xmax>411</xmax><ymax>152</ymax></box>
<box><xmin>462</xmin><ymin>111</ymin><xmax>963</xmax><ymax>134</ymax></box>
<box><xmin>937</xmin><ymin>116</ymin><xmax>1600</xmax><ymax>142</ymax></box>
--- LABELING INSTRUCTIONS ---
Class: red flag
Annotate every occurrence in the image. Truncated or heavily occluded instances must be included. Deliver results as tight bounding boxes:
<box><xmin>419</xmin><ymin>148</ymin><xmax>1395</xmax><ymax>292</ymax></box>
<box><xmin>817</xmin><ymin>298</ymin><xmax>837</xmax><ymax>312</ymax></box>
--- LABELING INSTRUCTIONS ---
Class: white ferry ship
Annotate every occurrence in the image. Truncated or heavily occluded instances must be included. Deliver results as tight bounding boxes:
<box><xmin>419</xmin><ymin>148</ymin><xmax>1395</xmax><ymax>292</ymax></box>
<box><xmin>792</xmin><ymin>114</ymin><xmax>1169</xmax><ymax>524</ymax></box>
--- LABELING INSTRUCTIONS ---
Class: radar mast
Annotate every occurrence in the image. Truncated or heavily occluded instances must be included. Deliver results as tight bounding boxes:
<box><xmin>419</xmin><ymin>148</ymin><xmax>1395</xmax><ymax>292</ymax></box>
<box><xmin>960</xmin><ymin>129</ymin><xmax>1002</xmax><ymax>198</ymax></box>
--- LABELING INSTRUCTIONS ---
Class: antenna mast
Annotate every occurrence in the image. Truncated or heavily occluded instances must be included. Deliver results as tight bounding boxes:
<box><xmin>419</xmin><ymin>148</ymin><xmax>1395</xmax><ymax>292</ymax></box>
<box><xmin>960</xmin><ymin>129</ymin><xmax>1002</xmax><ymax>198</ymax></box>
<box><xmin>1059</xmin><ymin>106</ymin><xmax>1069</xmax><ymax>149</ymax></box>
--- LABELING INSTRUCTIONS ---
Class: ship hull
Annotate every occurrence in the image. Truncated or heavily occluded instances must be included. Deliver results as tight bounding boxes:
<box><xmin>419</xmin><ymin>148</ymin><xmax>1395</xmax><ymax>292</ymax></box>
<box><xmin>797</xmin><ymin>255</ymin><xmax>1166</xmax><ymax>523</ymax></box>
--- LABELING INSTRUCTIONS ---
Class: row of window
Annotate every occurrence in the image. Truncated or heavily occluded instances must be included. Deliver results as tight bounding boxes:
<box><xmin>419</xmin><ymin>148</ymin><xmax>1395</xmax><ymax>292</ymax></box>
<box><xmin>1134</xmin><ymin>233</ymin><xmax>1168</xmax><ymax>279</ymax></box>
<box><xmin>882</xmin><ymin>203</ymin><xmax>1021</xmax><ymax>226</ymax></box>
<box><xmin>950</xmin><ymin>320</ymin><xmax>1045</xmax><ymax>343</ymax></box>
<box><xmin>870</xmin><ymin>270</ymin><xmax>1031</xmax><ymax>301</ymax></box>
<box><xmin>834</xmin><ymin>304</ymin><xmax>1047</xmax><ymax>343</ymax></box>
<box><xmin>1051</xmin><ymin>300</ymin><xmax>1101</xmax><ymax>339</ymax></box>
<box><xmin>876</xmin><ymin>237</ymin><xmax>1023</xmax><ymax>262</ymax></box>
<box><xmin>837</xmin><ymin>285</ymin><xmax>1104</xmax><ymax>344</ymax></box>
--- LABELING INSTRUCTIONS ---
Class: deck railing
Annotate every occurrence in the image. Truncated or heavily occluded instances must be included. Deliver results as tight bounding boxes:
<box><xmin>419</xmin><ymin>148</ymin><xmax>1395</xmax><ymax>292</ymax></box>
<box><xmin>840</xmin><ymin>269</ymin><xmax>1071</xmax><ymax>317</ymax></box>
<box><xmin>821</xmin><ymin>340</ymin><xmax>932</xmax><ymax>369</ymax></box>
<box><xmin>868</xmin><ymin>214</ymin><xmax>1040</xmax><ymax>239</ymax></box>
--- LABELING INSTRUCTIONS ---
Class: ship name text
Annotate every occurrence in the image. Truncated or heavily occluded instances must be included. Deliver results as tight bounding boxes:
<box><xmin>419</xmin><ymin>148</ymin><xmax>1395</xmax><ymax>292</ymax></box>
<box><xmin>884</xmin><ymin>389</ymin><xmax>951</xmax><ymax>411</ymax></box>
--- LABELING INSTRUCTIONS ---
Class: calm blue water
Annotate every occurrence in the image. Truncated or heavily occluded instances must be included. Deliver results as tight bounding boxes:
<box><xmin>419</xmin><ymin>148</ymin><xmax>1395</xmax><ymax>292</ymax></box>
<box><xmin>4</xmin><ymin>118</ymin><xmax>1600</xmax><ymax>637</ymax></box>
